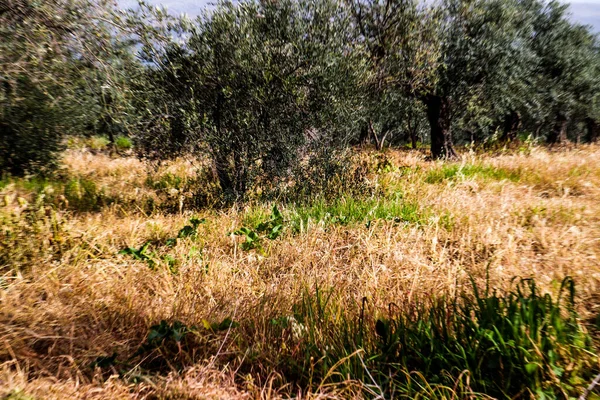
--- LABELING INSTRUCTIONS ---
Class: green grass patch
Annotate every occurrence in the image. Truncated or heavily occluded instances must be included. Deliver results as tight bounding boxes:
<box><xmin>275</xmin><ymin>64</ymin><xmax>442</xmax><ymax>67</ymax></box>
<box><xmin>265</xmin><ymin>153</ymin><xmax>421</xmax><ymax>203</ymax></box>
<box><xmin>63</xmin><ymin>177</ymin><xmax>107</xmax><ymax>211</ymax></box>
<box><xmin>0</xmin><ymin>175</ymin><xmax>109</xmax><ymax>212</ymax></box>
<box><xmin>241</xmin><ymin>206</ymin><xmax>273</xmax><ymax>229</ymax></box>
<box><xmin>145</xmin><ymin>173</ymin><xmax>186</xmax><ymax>191</ymax></box>
<box><xmin>0</xmin><ymin>176</ymin><xmax>54</xmax><ymax>193</ymax></box>
<box><xmin>288</xmin><ymin>195</ymin><xmax>424</xmax><ymax>233</ymax></box>
<box><xmin>516</xmin><ymin>204</ymin><xmax>585</xmax><ymax>227</ymax></box>
<box><xmin>426</xmin><ymin>164</ymin><xmax>521</xmax><ymax>184</ymax></box>
<box><xmin>279</xmin><ymin>277</ymin><xmax>597</xmax><ymax>399</ymax></box>
<box><xmin>115</xmin><ymin>136</ymin><xmax>133</xmax><ymax>150</ymax></box>
<box><xmin>2</xmin><ymin>390</ymin><xmax>36</xmax><ymax>400</ymax></box>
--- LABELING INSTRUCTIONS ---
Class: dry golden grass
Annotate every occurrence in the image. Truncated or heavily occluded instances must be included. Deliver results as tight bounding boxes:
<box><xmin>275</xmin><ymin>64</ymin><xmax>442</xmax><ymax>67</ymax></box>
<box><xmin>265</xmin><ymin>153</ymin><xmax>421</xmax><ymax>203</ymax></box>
<box><xmin>1</xmin><ymin>145</ymin><xmax>599</xmax><ymax>398</ymax></box>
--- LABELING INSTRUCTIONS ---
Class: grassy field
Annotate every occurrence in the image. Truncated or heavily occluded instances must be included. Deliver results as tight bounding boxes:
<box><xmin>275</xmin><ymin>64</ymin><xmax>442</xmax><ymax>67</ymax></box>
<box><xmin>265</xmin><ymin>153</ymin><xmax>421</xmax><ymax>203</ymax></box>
<box><xmin>1</xmin><ymin>144</ymin><xmax>599</xmax><ymax>399</ymax></box>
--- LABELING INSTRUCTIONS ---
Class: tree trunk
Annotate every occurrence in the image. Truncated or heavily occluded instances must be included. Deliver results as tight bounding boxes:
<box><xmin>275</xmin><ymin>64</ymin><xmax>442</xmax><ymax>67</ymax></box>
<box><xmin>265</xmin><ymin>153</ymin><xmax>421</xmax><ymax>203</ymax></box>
<box><xmin>424</xmin><ymin>95</ymin><xmax>457</xmax><ymax>159</ymax></box>
<box><xmin>407</xmin><ymin>108</ymin><xmax>418</xmax><ymax>149</ymax></box>
<box><xmin>501</xmin><ymin>111</ymin><xmax>521</xmax><ymax>142</ymax></box>
<box><xmin>376</xmin><ymin>131</ymin><xmax>390</xmax><ymax>151</ymax></box>
<box><xmin>586</xmin><ymin>117</ymin><xmax>599</xmax><ymax>143</ymax></box>
<box><xmin>368</xmin><ymin>120</ymin><xmax>390</xmax><ymax>151</ymax></box>
<box><xmin>214</xmin><ymin>150</ymin><xmax>233</xmax><ymax>198</ymax></box>
<box><xmin>98</xmin><ymin>113</ymin><xmax>116</xmax><ymax>154</ymax></box>
<box><xmin>0</xmin><ymin>122</ymin><xmax>24</xmax><ymax>176</ymax></box>
<box><xmin>358</xmin><ymin>122</ymin><xmax>370</xmax><ymax>146</ymax></box>
<box><xmin>170</xmin><ymin>113</ymin><xmax>186</xmax><ymax>150</ymax></box>
<box><xmin>410</xmin><ymin>129</ymin><xmax>418</xmax><ymax>149</ymax></box>
<box><xmin>233</xmin><ymin>145</ymin><xmax>248</xmax><ymax>199</ymax></box>
<box><xmin>547</xmin><ymin>112</ymin><xmax>568</xmax><ymax>144</ymax></box>
<box><xmin>212</xmin><ymin>87</ymin><xmax>235</xmax><ymax>198</ymax></box>
<box><xmin>534</xmin><ymin>123</ymin><xmax>543</xmax><ymax>140</ymax></box>
<box><xmin>100</xmin><ymin>92</ymin><xmax>116</xmax><ymax>153</ymax></box>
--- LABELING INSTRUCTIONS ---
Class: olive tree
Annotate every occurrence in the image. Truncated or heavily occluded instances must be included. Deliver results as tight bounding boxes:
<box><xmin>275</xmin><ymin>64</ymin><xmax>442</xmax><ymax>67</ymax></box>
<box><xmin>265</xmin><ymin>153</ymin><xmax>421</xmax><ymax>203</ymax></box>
<box><xmin>134</xmin><ymin>0</ymin><xmax>364</xmax><ymax>200</ymax></box>
<box><xmin>0</xmin><ymin>0</ymin><xmax>140</xmax><ymax>175</ymax></box>
<box><xmin>351</xmin><ymin>0</ymin><xmax>547</xmax><ymax>157</ymax></box>
<box><xmin>527</xmin><ymin>1</ymin><xmax>599</xmax><ymax>143</ymax></box>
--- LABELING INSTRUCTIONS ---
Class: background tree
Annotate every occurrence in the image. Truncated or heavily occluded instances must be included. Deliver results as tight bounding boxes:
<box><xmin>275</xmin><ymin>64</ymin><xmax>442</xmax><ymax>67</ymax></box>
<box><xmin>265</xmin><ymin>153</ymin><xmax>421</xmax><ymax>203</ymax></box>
<box><xmin>134</xmin><ymin>0</ymin><xmax>364</xmax><ymax>200</ymax></box>
<box><xmin>0</xmin><ymin>0</ymin><xmax>139</xmax><ymax>175</ymax></box>
<box><xmin>352</xmin><ymin>0</ymin><xmax>550</xmax><ymax>157</ymax></box>
<box><xmin>526</xmin><ymin>1</ymin><xmax>599</xmax><ymax>143</ymax></box>
<box><xmin>3</xmin><ymin>0</ymin><xmax>599</xmax><ymax>185</ymax></box>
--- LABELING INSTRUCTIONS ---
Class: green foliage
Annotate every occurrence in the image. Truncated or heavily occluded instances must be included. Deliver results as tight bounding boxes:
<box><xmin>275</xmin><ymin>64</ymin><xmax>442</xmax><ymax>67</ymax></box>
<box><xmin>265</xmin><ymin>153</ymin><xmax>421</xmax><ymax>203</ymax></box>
<box><xmin>177</xmin><ymin>217</ymin><xmax>206</xmax><ymax>239</ymax></box>
<box><xmin>0</xmin><ymin>80</ymin><xmax>65</xmax><ymax>176</ymax></box>
<box><xmin>283</xmin><ymin>277</ymin><xmax>597</xmax><ymax>398</ymax></box>
<box><xmin>146</xmin><ymin>173</ymin><xmax>184</xmax><ymax>191</ymax></box>
<box><xmin>132</xmin><ymin>320</ymin><xmax>197</xmax><ymax>372</ymax></box>
<box><xmin>145</xmin><ymin>320</ymin><xmax>192</xmax><ymax>348</ymax></box>
<box><xmin>232</xmin><ymin>227</ymin><xmax>263</xmax><ymax>252</ymax></box>
<box><xmin>3</xmin><ymin>0</ymin><xmax>600</xmax><ymax>179</ymax></box>
<box><xmin>0</xmin><ymin>174</ymin><xmax>121</xmax><ymax>214</ymax></box>
<box><xmin>281</xmin><ymin>149</ymin><xmax>374</xmax><ymax>202</ymax></box>
<box><xmin>119</xmin><ymin>241</ymin><xmax>155</xmax><ymax>268</ymax></box>
<box><xmin>119</xmin><ymin>217</ymin><xmax>207</xmax><ymax>272</ymax></box>
<box><xmin>255</xmin><ymin>205</ymin><xmax>284</xmax><ymax>240</ymax></box>
<box><xmin>232</xmin><ymin>205</ymin><xmax>284</xmax><ymax>252</ymax></box>
<box><xmin>528</xmin><ymin>1</ymin><xmax>600</xmax><ymax>143</ymax></box>
<box><xmin>133</xmin><ymin>317</ymin><xmax>238</xmax><ymax>372</ymax></box>
<box><xmin>118</xmin><ymin>243</ymin><xmax>181</xmax><ymax>274</ymax></box>
<box><xmin>162</xmin><ymin>254</ymin><xmax>179</xmax><ymax>275</ymax></box>
<box><xmin>87</xmin><ymin>136</ymin><xmax>111</xmax><ymax>152</ymax></box>
<box><xmin>163</xmin><ymin>216</ymin><xmax>206</xmax><ymax>247</ymax></box>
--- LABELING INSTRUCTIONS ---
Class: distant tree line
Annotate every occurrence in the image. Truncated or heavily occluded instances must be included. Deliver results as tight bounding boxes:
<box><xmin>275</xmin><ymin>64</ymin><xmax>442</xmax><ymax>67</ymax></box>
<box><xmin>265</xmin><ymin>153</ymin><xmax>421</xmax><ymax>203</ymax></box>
<box><xmin>2</xmin><ymin>0</ymin><xmax>599</xmax><ymax>198</ymax></box>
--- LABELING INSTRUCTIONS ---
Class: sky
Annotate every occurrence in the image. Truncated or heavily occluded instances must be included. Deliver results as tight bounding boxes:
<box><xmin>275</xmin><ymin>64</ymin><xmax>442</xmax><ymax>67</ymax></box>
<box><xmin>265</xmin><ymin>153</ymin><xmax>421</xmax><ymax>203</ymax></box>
<box><xmin>567</xmin><ymin>1</ymin><xmax>600</xmax><ymax>30</ymax></box>
<box><xmin>119</xmin><ymin>0</ymin><xmax>600</xmax><ymax>32</ymax></box>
